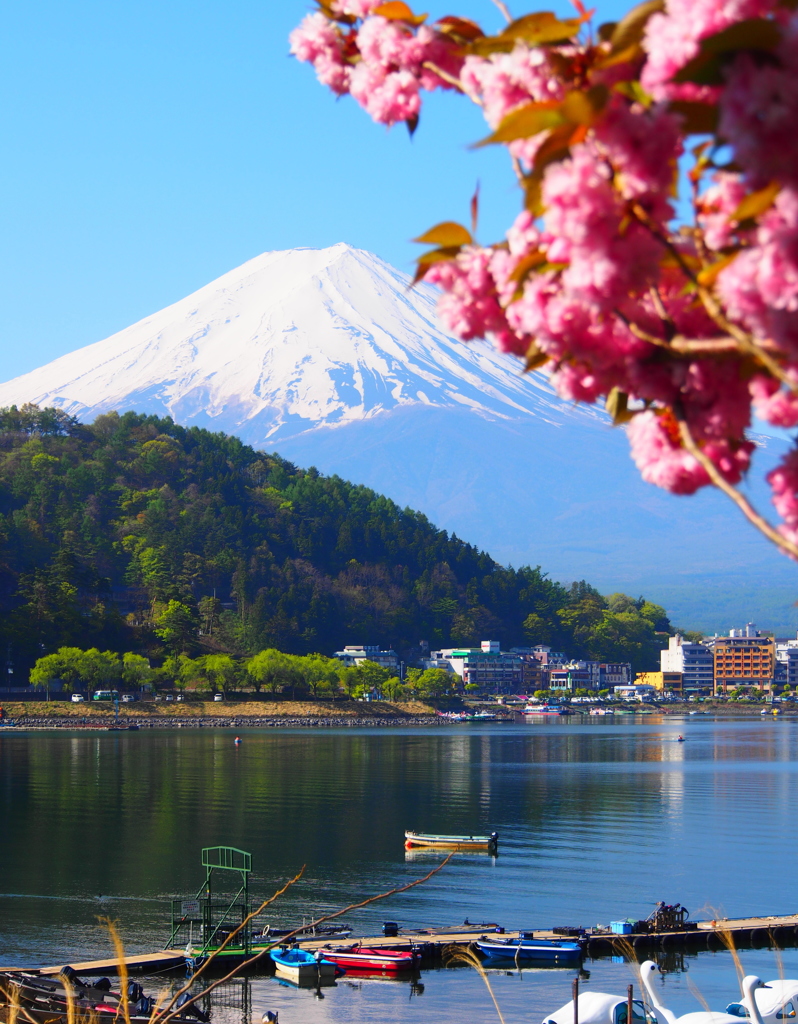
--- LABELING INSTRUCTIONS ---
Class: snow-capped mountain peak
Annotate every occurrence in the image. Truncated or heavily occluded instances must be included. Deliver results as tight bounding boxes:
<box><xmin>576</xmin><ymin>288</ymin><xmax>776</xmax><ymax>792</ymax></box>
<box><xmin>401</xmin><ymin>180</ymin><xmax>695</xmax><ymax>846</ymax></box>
<box><xmin>0</xmin><ymin>243</ymin><xmax>595</xmax><ymax>440</ymax></box>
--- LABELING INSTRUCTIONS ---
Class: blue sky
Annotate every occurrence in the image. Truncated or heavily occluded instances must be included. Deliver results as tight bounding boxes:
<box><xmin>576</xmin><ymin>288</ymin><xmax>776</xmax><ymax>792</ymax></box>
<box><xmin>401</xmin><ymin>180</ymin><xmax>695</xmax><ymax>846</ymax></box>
<box><xmin>0</xmin><ymin>0</ymin><xmax>632</xmax><ymax>380</ymax></box>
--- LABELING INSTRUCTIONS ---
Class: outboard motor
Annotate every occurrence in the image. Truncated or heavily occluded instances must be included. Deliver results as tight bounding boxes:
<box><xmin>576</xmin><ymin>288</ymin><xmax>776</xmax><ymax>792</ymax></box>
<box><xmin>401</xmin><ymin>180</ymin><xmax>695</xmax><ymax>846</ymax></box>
<box><xmin>94</xmin><ymin>979</ymin><xmax>112</xmax><ymax>993</ymax></box>
<box><xmin>127</xmin><ymin>982</ymin><xmax>144</xmax><ymax>1004</ymax></box>
<box><xmin>59</xmin><ymin>967</ymin><xmax>80</xmax><ymax>986</ymax></box>
<box><xmin>133</xmin><ymin>996</ymin><xmax>152</xmax><ymax>1016</ymax></box>
<box><xmin>382</xmin><ymin>922</ymin><xmax>399</xmax><ymax>937</ymax></box>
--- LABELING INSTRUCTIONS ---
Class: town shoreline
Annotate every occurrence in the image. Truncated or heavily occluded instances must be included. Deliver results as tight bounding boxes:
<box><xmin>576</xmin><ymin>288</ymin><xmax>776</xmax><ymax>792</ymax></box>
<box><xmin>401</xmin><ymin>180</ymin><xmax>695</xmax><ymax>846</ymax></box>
<box><xmin>0</xmin><ymin>697</ymin><xmax>792</xmax><ymax>729</ymax></box>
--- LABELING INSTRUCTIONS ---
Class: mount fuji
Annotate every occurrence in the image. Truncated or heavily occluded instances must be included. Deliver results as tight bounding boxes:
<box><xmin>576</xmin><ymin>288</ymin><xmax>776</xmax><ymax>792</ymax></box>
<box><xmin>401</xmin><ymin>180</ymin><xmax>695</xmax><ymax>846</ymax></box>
<box><xmin>0</xmin><ymin>242</ymin><xmax>795</xmax><ymax>633</ymax></box>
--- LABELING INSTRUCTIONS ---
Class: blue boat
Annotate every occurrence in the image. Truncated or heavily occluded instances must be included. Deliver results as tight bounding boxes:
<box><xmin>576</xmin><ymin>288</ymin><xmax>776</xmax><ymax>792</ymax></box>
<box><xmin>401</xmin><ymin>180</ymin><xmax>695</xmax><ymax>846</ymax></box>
<box><xmin>475</xmin><ymin>934</ymin><xmax>583</xmax><ymax>964</ymax></box>
<box><xmin>269</xmin><ymin>947</ymin><xmax>340</xmax><ymax>981</ymax></box>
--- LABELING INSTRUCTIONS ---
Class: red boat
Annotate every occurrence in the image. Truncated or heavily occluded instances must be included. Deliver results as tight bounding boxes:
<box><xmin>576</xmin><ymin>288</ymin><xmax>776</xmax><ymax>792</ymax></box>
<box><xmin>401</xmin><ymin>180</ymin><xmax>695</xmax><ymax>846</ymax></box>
<box><xmin>316</xmin><ymin>944</ymin><xmax>416</xmax><ymax>972</ymax></box>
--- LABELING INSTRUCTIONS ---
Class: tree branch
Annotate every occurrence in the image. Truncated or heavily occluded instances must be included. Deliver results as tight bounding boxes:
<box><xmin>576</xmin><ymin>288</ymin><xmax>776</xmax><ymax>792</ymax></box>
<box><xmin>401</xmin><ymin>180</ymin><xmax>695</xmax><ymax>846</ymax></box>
<box><xmin>676</xmin><ymin>416</ymin><xmax>798</xmax><ymax>560</ymax></box>
<box><xmin>155</xmin><ymin>856</ymin><xmax>454</xmax><ymax>1024</ymax></box>
<box><xmin>489</xmin><ymin>0</ymin><xmax>513</xmax><ymax>23</ymax></box>
<box><xmin>628</xmin><ymin>202</ymin><xmax>798</xmax><ymax>393</ymax></box>
<box><xmin>421</xmin><ymin>62</ymin><xmax>469</xmax><ymax>95</ymax></box>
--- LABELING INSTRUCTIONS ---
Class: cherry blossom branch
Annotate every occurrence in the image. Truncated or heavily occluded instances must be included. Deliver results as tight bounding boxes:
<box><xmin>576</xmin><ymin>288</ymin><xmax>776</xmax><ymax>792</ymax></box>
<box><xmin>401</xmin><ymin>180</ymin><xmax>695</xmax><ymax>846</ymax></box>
<box><xmin>676</xmin><ymin>416</ymin><xmax>798</xmax><ymax>560</ymax></box>
<box><xmin>421</xmin><ymin>62</ymin><xmax>468</xmax><ymax>94</ymax></box>
<box><xmin>696</xmin><ymin>286</ymin><xmax>798</xmax><ymax>396</ymax></box>
<box><xmin>617</xmin><ymin>311</ymin><xmax>770</xmax><ymax>356</ymax></box>
<box><xmin>489</xmin><ymin>0</ymin><xmax>513</xmax><ymax>23</ymax></box>
<box><xmin>629</xmin><ymin>202</ymin><xmax>798</xmax><ymax>393</ymax></box>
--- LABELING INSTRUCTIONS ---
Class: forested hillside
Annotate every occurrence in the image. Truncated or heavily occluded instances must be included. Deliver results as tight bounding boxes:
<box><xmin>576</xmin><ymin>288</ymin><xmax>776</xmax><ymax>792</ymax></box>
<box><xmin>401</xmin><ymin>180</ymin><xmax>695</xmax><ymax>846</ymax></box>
<box><xmin>0</xmin><ymin>405</ymin><xmax>675</xmax><ymax>675</ymax></box>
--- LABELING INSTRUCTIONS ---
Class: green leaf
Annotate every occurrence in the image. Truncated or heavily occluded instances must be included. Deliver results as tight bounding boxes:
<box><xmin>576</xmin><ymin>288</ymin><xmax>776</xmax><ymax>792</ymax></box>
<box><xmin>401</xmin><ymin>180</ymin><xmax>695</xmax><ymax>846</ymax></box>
<box><xmin>605</xmin><ymin>387</ymin><xmax>635</xmax><ymax>425</ymax></box>
<box><xmin>731</xmin><ymin>181</ymin><xmax>781</xmax><ymax>224</ymax></box>
<box><xmin>609</xmin><ymin>0</ymin><xmax>664</xmax><ymax>53</ymax></box>
<box><xmin>561</xmin><ymin>85</ymin><xmax>609</xmax><ymax>125</ymax></box>
<box><xmin>673</xmin><ymin>18</ymin><xmax>781</xmax><ymax>84</ymax></box>
<box><xmin>669</xmin><ymin>100</ymin><xmax>719</xmax><ymax>134</ymax></box>
<box><xmin>413</xmin><ymin>221</ymin><xmax>472</xmax><ymax>246</ymax></box>
<box><xmin>468</xmin><ymin>11</ymin><xmax>582</xmax><ymax>54</ymax></box>
<box><xmin>474</xmin><ymin>102</ymin><xmax>566</xmax><ymax>147</ymax></box>
<box><xmin>697</xmin><ymin>251</ymin><xmax>740</xmax><ymax>287</ymax></box>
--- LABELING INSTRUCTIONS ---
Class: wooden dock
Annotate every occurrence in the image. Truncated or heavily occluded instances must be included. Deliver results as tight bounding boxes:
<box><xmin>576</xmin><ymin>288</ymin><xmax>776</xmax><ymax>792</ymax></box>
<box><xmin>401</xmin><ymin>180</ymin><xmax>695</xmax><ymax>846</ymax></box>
<box><xmin>0</xmin><ymin>950</ymin><xmax>187</xmax><ymax>976</ymax></box>
<box><xmin>4</xmin><ymin>912</ymin><xmax>798</xmax><ymax>977</ymax></box>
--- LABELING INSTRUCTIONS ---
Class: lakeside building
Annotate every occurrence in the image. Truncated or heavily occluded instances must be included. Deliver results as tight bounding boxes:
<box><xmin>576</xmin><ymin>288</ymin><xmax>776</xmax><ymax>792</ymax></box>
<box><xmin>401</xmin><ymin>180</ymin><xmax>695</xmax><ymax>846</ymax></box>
<box><xmin>775</xmin><ymin>637</ymin><xmax>798</xmax><ymax>687</ymax></box>
<box><xmin>430</xmin><ymin>641</ymin><xmax>524</xmax><ymax>692</ymax></box>
<box><xmin>661</xmin><ymin>635</ymin><xmax>714</xmax><ymax>696</ymax></box>
<box><xmin>614</xmin><ymin>683</ymin><xmax>657</xmax><ymax>700</ymax></box>
<box><xmin>712</xmin><ymin>628</ymin><xmax>776</xmax><ymax>693</ymax></box>
<box><xmin>332</xmin><ymin>645</ymin><xmax>399</xmax><ymax>671</ymax></box>
<box><xmin>635</xmin><ymin>670</ymin><xmax>684</xmax><ymax>695</ymax></box>
<box><xmin>600</xmin><ymin>663</ymin><xmax>632</xmax><ymax>688</ymax></box>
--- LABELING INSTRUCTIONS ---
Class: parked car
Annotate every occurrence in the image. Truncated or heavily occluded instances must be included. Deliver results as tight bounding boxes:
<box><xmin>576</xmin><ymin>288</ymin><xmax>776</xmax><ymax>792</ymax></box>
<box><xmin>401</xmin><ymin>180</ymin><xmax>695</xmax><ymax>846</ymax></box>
<box><xmin>214</xmin><ymin>693</ymin><xmax>224</xmax><ymax>702</ymax></box>
<box><xmin>121</xmin><ymin>694</ymin><xmax>136</xmax><ymax>703</ymax></box>
<box><xmin>176</xmin><ymin>695</ymin><xmax>185</xmax><ymax>702</ymax></box>
<box><xmin>71</xmin><ymin>693</ymin><xmax>85</xmax><ymax>703</ymax></box>
<box><xmin>92</xmin><ymin>690</ymin><xmax>117</xmax><ymax>701</ymax></box>
<box><xmin>165</xmin><ymin>694</ymin><xmax>174</xmax><ymax>702</ymax></box>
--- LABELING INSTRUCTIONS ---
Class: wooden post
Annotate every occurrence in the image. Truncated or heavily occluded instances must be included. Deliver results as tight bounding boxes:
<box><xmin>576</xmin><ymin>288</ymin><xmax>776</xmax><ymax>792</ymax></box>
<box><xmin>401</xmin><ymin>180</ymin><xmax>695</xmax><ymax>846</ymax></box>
<box><xmin>628</xmin><ymin>985</ymin><xmax>634</xmax><ymax>1024</ymax></box>
<box><xmin>573</xmin><ymin>978</ymin><xmax>579</xmax><ymax>1024</ymax></box>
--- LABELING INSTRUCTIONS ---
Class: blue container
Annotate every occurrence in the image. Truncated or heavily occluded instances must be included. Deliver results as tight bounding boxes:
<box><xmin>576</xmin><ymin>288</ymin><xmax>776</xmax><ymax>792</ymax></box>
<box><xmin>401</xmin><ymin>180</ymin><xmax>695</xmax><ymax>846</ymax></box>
<box><xmin>610</xmin><ymin>921</ymin><xmax>633</xmax><ymax>935</ymax></box>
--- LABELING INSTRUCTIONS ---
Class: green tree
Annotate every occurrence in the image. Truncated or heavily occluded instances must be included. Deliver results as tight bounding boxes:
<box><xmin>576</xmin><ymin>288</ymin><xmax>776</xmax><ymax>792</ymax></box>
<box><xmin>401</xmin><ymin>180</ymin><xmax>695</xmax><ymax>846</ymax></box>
<box><xmin>414</xmin><ymin>668</ymin><xmax>454</xmax><ymax>698</ymax></box>
<box><xmin>81</xmin><ymin>648</ymin><xmax>122</xmax><ymax>692</ymax></box>
<box><xmin>301</xmin><ymin>654</ymin><xmax>339</xmax><ymax>699</ymax></box>
<box><xmin>29</xmin><ymin>653</ymin><xmax>63</xmax><ymax>699</ymax></box>
<box><xmin>382</xmin><ymin>675</ymin><xmax>403</xmax><ymax>701</ymax></box>
<box><xmin>351</xmin><ymin>660</ymin><xmax>392</xmax><ymax>695</ymax></box>
<box><xmin>122</xmin><ymin>652</ymin><xmax>153</xmax><ymax>691</ymax></box>
<box><xmin>203</xmin><ymin>654</ymin><xmax>239</xmax><ymax>695</ymax></box>
<box><xmin>153</xmin><ymin>600</ymin><xmax>199</xmax><ymax>655</ymax></box>
<box><xmin>246</xmin><ymin>649</ymin><xmax>292</xmax><ymax>694</ymax></box>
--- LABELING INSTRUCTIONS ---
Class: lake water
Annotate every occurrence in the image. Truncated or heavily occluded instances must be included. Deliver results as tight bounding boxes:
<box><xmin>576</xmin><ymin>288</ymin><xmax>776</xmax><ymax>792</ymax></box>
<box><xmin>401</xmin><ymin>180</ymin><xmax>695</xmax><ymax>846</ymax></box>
<box><xmin>2</xmin><ymin>716</ymin><xmax>798</xmax><ymax>1024</ymax></box>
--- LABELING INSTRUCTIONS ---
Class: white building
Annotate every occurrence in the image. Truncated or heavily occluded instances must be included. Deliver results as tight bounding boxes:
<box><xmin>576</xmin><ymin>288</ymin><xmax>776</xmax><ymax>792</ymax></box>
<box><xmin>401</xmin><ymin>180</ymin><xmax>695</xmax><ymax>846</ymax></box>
<box><xmin>333</xmin><ymin>645</ymin><xmax>399</xmax><ymax>671</ymax></box>
<box><xmin>614</xmin><ymin>684</ymin><xmax>657</xmax><ymax>701</ymax></box>
<box><xmin>661</xmin><ymin>635</ymin><xmax>714</xmax><ymax>694</ymax></box>
<box><xmin>431</xmin><ymin>641</ymin><xmax>524</xmax><ymax>693</ymax></box>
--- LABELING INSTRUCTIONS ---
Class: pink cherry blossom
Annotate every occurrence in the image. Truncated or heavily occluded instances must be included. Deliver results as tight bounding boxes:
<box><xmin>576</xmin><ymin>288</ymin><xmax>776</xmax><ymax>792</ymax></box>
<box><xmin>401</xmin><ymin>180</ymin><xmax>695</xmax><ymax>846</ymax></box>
<box><xmin>642</xmin><ymin>0</ymin><xmax>777</xmax><ymax>99</ymax></box>
<box><xmin>750</xmin><ymin>374</ymin><xmax>798</xmax><ymax>427</ymax></box>
<box><xmin>720</xmin><ymin>22</ymin><xmax>798</xmax><ymax>190</ymax></box>
<box><xmin>289</xmin><ymin>13</ymin><xmax>350</xmax><ymax>95</ymax></box>
<box><xmin>331</xmin><ymin>0</ymin><xmax>382</xmax><ymax>16</ymax></box>
<box><xmin>697</xmin><ymin>173</ymin><xmax>748</xmax><ymax>251</ymax></box>
<box><xmin>768</xmin><ymin>450</ymin><xmax>798</xmax><ymax>548</ymax></box>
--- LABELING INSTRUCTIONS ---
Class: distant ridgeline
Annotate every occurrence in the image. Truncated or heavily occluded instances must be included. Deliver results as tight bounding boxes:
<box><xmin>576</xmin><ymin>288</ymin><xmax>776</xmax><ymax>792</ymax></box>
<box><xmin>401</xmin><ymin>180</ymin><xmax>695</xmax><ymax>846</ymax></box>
<box><xmin>0</xmin><ymin>405</ymin><xmax>676</xmax><ymax>675</ymax></box>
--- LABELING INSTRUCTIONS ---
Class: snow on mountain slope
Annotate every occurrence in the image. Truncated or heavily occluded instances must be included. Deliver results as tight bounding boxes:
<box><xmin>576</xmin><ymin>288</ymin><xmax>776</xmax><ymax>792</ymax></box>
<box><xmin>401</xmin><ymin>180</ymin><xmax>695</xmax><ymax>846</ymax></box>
<box><xmin>0</xmin><ymin>243</ymin><xmax>598</xmax><ymax>438</ymax></box>
<box><xmin>1</xmin><ymin>242</ymin><xmax>795</xmax><ymax>633</ymax></box>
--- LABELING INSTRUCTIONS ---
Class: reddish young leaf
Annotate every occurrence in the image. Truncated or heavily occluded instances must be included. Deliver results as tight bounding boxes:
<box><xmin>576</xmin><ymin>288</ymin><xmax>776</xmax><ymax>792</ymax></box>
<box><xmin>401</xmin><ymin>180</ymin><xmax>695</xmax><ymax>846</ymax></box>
<box><xmin>470</xmin><ymin>183</ymin><xmax>480</xmax><ymax>238</ymax></box>
<box><xmin>413</xmin><ymin>222</ymin><xmax>473</xmax><ymax>246</ymax></box>
<box><xmin>373</xmin><ymin>1</ymin><xmax>427</xmax><ymax>25</ymax></box>
<box><xmin>435</xmin><ymin>15</ymin><xmax>484</xmax><ymax>40</ymax></box>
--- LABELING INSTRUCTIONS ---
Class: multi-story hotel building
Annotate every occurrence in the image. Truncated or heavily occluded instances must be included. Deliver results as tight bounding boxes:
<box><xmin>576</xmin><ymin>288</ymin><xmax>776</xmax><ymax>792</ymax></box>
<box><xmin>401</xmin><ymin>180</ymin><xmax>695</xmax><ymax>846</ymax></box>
<box><xmin>713</xmin><ymin>634</ymin><xmax>775</xmax><ymax>693</ymax></box>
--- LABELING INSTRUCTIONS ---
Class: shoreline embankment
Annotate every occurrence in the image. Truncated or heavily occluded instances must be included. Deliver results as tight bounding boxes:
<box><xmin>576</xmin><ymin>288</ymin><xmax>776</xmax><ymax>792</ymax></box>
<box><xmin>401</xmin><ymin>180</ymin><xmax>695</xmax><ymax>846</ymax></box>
<box><xmin>0</xmin><ymin>697</ymin><xmax>791</xmax><ymax>730</ymax></box>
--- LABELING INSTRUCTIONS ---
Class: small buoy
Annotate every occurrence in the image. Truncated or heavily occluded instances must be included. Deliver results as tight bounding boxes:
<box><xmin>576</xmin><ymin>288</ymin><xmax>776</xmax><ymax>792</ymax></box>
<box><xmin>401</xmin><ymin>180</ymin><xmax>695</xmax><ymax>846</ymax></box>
<box><xmin>404</xmin><ymin>840</ymin><xmax>413</xmax><ymax>849</ymax></box>
<box><xmin>262</xmin><ymin>1013</ymin><xmax>278</xmax><ymax>1024</ymax></box>
<box><xmin>234</xmin><ymin>736</ymin><xmax>241</xmax><ymax>745</ymax></box>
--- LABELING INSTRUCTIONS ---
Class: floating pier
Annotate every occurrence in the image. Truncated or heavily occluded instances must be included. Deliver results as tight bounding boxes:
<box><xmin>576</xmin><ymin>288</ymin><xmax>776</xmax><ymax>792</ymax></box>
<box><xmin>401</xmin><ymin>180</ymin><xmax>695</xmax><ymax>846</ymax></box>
<box><xmin>4</xmin><ymin>912</ymin><xmax>798</xmax><ymax>977</ymax></box>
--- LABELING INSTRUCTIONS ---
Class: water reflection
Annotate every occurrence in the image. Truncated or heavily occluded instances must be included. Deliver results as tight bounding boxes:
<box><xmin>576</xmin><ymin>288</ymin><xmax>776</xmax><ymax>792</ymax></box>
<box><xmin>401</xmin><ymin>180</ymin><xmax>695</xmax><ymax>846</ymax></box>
<box><xmin>4</xmin><ymin>721</ymin><xmax>798</xmax><ymax>985</ymax></box>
